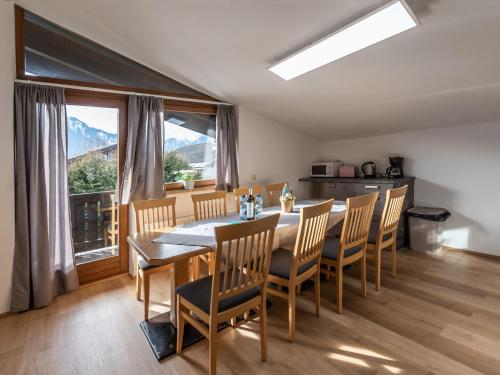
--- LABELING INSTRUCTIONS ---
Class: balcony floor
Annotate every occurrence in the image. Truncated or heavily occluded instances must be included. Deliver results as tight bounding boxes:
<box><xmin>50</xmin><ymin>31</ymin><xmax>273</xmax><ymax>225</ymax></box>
<box><xmin>75</xmin><ymin>245</ymin><xmax>119</xmax><ymax>265</ymax></box>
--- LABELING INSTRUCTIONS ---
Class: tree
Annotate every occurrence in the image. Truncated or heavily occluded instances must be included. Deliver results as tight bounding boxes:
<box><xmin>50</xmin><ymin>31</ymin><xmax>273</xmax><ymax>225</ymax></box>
<box><xmin>163</xmin><ymin>151</ymin><xmax>191</xmax><ymax>182</ymax></box>
<box><xmin>68</xmin><ymin>154</ymin><xmax>117</xmax><ymax>194</ymax></box>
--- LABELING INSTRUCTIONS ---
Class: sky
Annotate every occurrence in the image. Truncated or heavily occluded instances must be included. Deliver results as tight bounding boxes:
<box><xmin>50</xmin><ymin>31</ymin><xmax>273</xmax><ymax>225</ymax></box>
<box><xmin>66</xmin><ymin>104</ymin><xmax>206</xmax><ymax>140</ymax></box>
<box><xmin>67</xmin><ymin>105</ymin><xmax>119</xmax><ymax>134</ymax></box>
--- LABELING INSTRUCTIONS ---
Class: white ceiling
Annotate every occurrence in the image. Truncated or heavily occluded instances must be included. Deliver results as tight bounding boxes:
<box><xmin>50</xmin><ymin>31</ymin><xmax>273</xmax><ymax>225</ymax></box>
<box><xmin>15</xmin><ymin>0</ymin><xmax>500</xmax><ymax>140</ymax></box>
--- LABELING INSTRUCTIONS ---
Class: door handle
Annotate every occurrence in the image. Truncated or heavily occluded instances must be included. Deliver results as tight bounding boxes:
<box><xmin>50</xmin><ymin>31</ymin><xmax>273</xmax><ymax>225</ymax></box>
<box><xmin>364</xmin><ymin>185</ymin><xmax>380</xmax><ymax>189</ymax></box>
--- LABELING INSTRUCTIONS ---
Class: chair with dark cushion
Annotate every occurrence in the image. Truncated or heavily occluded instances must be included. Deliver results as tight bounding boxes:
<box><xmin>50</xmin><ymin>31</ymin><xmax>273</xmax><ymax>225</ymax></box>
<box><xmin>321</xmin><ymin>193</ymin><xmax>378</xmax><ymax>314</ymax></box>
<box><xmin>267</xmin><ymin>199</ymin><xmax>334</xmax><ymax>341</ymax></box>
<box><xmin>176</xmin><ymin>214</ymin><xmax>280</xmax><ymax>375</ymax></box>
<box><xmin>367</xmin><ymin>185</ymin><xmax>408</xmax><ymax>291</ymax></box>
<box><xmin>191</xmin><ymin>191</ymin><xmax>228</xmax><ymax>279</ymax></box>
<box><xmin>132</xmin><ymin>197</ymin><xmax>177</xmax><ymax>320</ymax></box>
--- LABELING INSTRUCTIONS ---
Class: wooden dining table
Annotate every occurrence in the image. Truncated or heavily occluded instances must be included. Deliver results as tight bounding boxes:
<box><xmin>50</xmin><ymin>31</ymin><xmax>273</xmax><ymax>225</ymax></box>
<box><xmin>127</xmin><ymin>199</ymin><xmax>346</xmax><ymax>360</ymax></box>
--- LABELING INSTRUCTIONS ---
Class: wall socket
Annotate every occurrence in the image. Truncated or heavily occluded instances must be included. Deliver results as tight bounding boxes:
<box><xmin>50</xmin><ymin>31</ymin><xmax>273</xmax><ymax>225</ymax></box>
<box><xmin>251</xmin><ymin>174</ymin><xmax>257</xmax><ymax>181</ymax></box>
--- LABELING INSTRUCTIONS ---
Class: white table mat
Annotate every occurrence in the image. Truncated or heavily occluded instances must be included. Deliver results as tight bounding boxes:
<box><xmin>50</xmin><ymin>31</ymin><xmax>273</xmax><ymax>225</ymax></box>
<box><xmin>152</xmin><ymin>200</ymin><xmax>345</xmax><ymax>248</ymax></box>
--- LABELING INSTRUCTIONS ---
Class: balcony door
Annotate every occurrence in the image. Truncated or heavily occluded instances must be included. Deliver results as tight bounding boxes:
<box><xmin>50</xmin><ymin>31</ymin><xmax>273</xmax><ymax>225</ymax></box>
<box><xmin>66</xmin><ymin>93</ymin><xmax>128</xmax><ymax>283</ymax></box>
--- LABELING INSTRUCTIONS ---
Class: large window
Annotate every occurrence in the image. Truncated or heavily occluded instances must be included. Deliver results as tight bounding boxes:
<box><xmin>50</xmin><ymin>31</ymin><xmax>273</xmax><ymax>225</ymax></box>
<box><xmin>66</xmin><ymin>105</ymin><xmax>120</xmax><ymax>265</ymax></box>
<box><xmin>164</xmin><ymin>111</ymin><xmax>216</xmax><ymax>183</ymax></box>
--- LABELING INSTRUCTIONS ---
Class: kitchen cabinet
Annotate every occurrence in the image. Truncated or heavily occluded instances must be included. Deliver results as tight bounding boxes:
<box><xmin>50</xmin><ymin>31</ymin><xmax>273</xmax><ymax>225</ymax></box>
<box><xmin>299</xmin><ymin>176</ymin><xmax>415</xmax><ymax>247</ymax></box>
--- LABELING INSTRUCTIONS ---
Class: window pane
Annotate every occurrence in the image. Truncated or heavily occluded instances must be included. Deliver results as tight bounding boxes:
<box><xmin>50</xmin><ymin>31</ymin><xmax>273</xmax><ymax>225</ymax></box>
<box><xmin>24</xmin><ymin>10</ymin><xmax>207</xmax><ymax>98</ymax></box>
<box><xmin>67</xmin><ymin>105</ymin><xmax>119</xmax><ymax>264</ymax></box>
<box><xmin>164</xmin><ymin>112</ymin><xmax>216</xmax><ymax>183</ymax></box>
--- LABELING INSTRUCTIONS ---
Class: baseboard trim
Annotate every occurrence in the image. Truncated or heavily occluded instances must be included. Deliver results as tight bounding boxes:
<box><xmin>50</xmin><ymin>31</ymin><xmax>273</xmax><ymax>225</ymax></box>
<box><xmin>444</xmin><ymin>246</ymin><xmax>500</xmax><ymax>261</ymax></box>
<box><xmin>0</xmin><ymin>311</ymin><xmax>13</xmax><ymax>320</ymax></box>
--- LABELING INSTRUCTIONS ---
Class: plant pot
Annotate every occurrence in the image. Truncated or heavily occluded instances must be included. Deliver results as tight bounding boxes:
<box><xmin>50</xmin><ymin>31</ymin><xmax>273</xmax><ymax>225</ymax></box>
<box><xmin>281</xmin><ymin>200</ymin><xmax>294</xmax><ymax>213</ymax></box>
<box><xmin>183</xmin><ymin>180</ymin><xmax>195</xmax><ymax>190</ymax></box>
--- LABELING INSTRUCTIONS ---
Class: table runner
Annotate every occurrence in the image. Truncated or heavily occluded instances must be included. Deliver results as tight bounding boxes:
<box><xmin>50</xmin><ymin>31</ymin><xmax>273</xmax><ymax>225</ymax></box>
<box><xmin>152</xmin><ymin>200</ymin><xmax>346</xmax><ymax>248</ymax></box>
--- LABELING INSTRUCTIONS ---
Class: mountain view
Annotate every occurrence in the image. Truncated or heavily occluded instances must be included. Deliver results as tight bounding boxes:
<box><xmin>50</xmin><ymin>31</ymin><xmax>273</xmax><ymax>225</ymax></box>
<box><xmin>67</xmin><ymin>116</ymin><xmax>117</xmax><ymax>158</ymax></box>
<box><xmin>68</xmin><ymin>116</ymin><xmax>215</xmax><ymax>165</ymax></box>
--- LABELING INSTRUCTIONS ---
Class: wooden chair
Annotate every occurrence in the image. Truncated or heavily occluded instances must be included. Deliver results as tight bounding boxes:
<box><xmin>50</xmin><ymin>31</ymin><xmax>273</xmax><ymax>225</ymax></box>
<box><xmin>132</xmin><ymin>197</ymin><xmax>177</xmax><ymax>320</ymax></box>
<box><xmin>233</xmin><ymin>184</ymin><xmax>263</xmax><ymax>212</ymax></box>
<box><xmin>176</xmin><ymin>214</ymin><xmax>280</xmax><ymax>375</ymax></box>
<box><xmin>191</xmin><ymin>191</ymin><xmax>228</xmax><ymax>278</ymax></box>
<box><xmin>321</xmin><ymin>193</ymin><xmax>378</xmax><ymax>314</ymax></box>
<box><xmin>367</xmin><ymin>185</ymin><xmax>408</xmax><ymax>291</ymax></box>
<box><xmin>267</xmin><ymin>199</ymin><xmax>334</xmax><ymax>341</ymax></box>
<box><xmin>104</xmin><ymin>193</ymin><xmax>117</xmax><ymax>247</ymax></box>
<box><xmin>265</xmin><ymin>182</ymin><xmax>285</xmax><ymax>207</ymax></box>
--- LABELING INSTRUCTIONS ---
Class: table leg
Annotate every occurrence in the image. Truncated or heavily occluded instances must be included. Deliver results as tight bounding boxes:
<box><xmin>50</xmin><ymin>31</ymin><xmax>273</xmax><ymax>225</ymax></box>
<box><xmin>170</xmin><ymin>257</ymin><xmax>190</xmax><ymax>327</ymax></box>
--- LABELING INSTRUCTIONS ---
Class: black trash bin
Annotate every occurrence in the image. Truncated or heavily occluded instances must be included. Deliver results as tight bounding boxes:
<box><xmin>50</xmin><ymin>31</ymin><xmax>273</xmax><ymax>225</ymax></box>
<box><xmin>407</xmin><ymin>207</ymin><xmax>451</xmax><ymax>254</ymax></box>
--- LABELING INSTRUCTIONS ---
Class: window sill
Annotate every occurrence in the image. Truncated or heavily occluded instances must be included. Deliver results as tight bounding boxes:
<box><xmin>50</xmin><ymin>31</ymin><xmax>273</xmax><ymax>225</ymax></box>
<box><xmin>165</xmin><ymin>185</ymin><xmax>216</xmax><ymax>196</ymax></box>
<box><xmin>164</xmin><ymin>179</ymin><xmax>216</xmax><ymax>192</ymax></box>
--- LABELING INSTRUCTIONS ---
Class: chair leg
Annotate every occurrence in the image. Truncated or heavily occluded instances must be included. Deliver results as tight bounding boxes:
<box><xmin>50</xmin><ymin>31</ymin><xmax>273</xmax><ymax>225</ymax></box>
<box><xmin>260</xmin><ymin>295</ymin><xmax>268</xmax><ymax>361</ymax></box>
<box><xmin>143</xmin><ymin>273</ymin><xmax>150</xmax><ymax>321</ymax></box>
<box><xmin>297</xmin><ymin>284</ymin><xmax>301</xmax><ymax>295</ymax></box>
<box><xmin>176</xmin><ymin>295</ymin><xmax>185</xmax><ymax>354</ymax></box>
<box><xmin>375</xmin><ymin>247</ymin><xmax>382</xmax><ymax>291</ymax></box>
<box><xmin>208</xmin><ymin>253</ymin><xmax>215</xmax><ymax>275</ymax></box>
<box><xmin>314</xmin><ymin>269</ymin><xmax>321</xmax><ymax>317</ymax></box>
<box><xmin>361</xmin><ymin>254</ymin><xmax>367</xmax><ymax>297</ymax></box>
<box><xmin>391</xmin><ymin>241</ymin><xmax>397</xmax><ymax>277</ymax></box>
<box><xmin>136</xmin><ymin>261</ymin><xmax>142</xmax><ymax>301</ymax></box>
<box><xmin>230</xmin><ymin>318</ymin><xmax>237</xmax><ymax>327</ymax></box>
<box><xmin>288</xmin><ymin>283</ymin><xmax>296</xmax><ymax>341</ymax></box>
<box><xmin>192</xmin><ymin>257</ymin><xmax>200</xmax><ymax>280</ymax></box>
<box><xmin>209</xmin><ymin>319</ymin><xmax>218</xmax><ymax>375</ymax></box>
<box><xmin>326</xmin><ymin>265</ymin><xmax>331</xmax><ymax>280</ymax></box>
<box><xmin>336</xmin><ymin>266</ymin><xmax>343</xmax><ymax>314</ymax></box>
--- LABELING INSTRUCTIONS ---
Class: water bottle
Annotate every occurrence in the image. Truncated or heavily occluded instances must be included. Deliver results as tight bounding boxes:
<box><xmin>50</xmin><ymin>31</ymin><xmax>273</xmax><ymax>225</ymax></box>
<box><xmin>281</xmin><ymin>182</ymin><xmax>289</xmax><ymax>198</ymax></box>
<box><xmin>246</xmin><ymin>188</ymin><xmax>255</xmax><ymax>220</ymax></box>
<box><xmin>239</xmin><ymin>195</ymin><xmax>247</xmax><ymax>220</ymax></box>
<box><xmin>255</xmin><ymin>194</ymin><xmax>263</xmax><ymax>218</ymax></box>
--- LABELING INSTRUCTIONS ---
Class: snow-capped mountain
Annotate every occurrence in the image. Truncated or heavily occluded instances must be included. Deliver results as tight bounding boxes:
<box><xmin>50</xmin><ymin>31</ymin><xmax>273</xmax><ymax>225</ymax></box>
<box><xmin>67</xmin><ymin>117</ymin><xmax>117</xmax><ymax>158</ymax></box>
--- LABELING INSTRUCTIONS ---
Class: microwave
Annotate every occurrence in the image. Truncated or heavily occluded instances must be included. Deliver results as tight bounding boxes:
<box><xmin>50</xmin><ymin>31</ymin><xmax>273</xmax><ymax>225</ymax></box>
<box><xmin>310</xmin><ymin>161</ymin><xmax>343</xmax><ymax>177</ymax></box>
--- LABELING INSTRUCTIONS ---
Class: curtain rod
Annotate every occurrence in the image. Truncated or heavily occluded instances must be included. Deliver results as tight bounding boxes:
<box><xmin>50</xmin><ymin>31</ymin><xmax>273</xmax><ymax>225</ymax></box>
<box><xmin>14</xmin><ymin>79</ymin><xmax>231</xmax><ymax>106</ymax></box>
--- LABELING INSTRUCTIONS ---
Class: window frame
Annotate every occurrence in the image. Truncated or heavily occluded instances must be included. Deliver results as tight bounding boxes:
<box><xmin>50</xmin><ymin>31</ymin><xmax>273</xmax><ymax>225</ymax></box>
<box><xmin>14</xmin><ymin>5</ymin><xmax>218</xmax><ymax>102</ymax></box>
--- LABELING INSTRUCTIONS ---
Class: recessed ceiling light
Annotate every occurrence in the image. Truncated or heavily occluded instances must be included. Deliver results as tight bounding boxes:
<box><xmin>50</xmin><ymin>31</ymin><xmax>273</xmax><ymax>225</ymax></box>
<box><xmin>269</xmin><ymin>0</ymin><xmax>419</xmax><ymax>80</ymax></box>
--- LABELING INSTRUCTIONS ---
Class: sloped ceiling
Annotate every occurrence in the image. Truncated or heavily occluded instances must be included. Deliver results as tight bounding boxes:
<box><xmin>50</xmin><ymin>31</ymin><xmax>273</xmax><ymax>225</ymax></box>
<box><xmin>14</xmin><ymin>0</ymin><xmax>500</xmax><ymax>139</ymax></box>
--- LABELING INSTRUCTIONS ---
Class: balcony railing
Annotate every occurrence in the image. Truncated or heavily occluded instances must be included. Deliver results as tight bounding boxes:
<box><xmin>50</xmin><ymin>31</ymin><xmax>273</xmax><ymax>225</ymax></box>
<box><xmin>69</xmin><ymin>191</ymin><xmax>118</xmax><ymax>263</ymax></box>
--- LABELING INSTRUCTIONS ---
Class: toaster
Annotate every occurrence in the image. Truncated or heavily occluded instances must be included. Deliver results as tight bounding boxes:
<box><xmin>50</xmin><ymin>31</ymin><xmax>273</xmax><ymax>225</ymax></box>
<box><xmin>339</xmin><ymin>166</ymin><xmax>355</xmax><ymax>178</ymax></box>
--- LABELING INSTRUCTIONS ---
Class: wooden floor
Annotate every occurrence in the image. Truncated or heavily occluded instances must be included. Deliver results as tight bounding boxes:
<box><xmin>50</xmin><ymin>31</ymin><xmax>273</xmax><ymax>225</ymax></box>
<box><xmin>1</xmin><ymin>248</ymin><xmax>500</xmax><ymax>374</ymax></box>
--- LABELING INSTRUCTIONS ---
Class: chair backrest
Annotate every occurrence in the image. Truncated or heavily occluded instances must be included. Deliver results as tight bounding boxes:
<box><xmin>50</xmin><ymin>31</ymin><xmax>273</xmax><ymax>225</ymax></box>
<box><xmin>212</xmin><ymin>214</ymin><xmax>280</xmax><ymax>310</ymax></box>
<box><xmin>233</xmin><ymin>184</ymin><xmax>263</xmax><ymax>212</ymax></box>
<box><xmin>339</xmin><ymin>192</ymin><xmax>378</xmax><ymax>257</ymax></box>
<box><xmin>293</xmin><ymin>199</ymin><xmax>334</xmax><ymax>268</ymax></box>
<box><xmin>377</xmin><ymin>185</ymin><xmax>408</xmax><ymax>243</ymax></box>
<box><xmin>266</xmin><ymin>182</ymin><xmax>285</xmax><ymax>206</ymax></box>
<box><xmin>132</xmin><ymin>197</ymin><xmax>177</xmax><ymax>234</ymax></box>
<box><xmin>192</xmin><ymin>190</ymin><xmax>227</xmax><ymax>221</ymax></box>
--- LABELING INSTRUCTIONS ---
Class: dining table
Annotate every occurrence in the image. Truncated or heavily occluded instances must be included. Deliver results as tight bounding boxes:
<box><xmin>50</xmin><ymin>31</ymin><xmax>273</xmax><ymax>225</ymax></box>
<box><xmin>127</xmin><ymin>199</ymin><xmax>346</xmax><ymax>360</ymax></box>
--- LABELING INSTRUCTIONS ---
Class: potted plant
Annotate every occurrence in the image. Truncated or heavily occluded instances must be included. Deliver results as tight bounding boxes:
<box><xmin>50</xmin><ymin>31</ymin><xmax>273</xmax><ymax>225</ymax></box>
<box><xmin>280</xmin><ymin>192</ymin><xmax>296</xmax><ymax>213</ymax></box>
<box><xmin>180</xmin><ymin>170</ymin><xmax>200</xmax><ymax>190</ymax></box>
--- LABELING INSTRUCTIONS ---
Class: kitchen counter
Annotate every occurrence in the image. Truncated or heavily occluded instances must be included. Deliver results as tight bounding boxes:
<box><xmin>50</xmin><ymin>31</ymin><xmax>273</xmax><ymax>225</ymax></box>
<box><xmin>299</xmin><ymin>175</ymin><xmax>415</xmax><ymax>247</ymax></box>
<box><xmin>299</xmin><ymin>176</ymin><xmax>415</xmax><ymax>184</ymax></box>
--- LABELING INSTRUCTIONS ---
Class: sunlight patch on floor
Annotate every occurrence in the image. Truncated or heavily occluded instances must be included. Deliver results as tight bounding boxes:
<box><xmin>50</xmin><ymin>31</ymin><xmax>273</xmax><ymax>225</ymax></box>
<box><xmin>339</xmin><ymin>345</ymin><xmax>395</xmax><ymax>361</ymax></box>
<box><xmin>329</xmin><ymin>353</ymin><xmax>370</xmax><ymax>367</ymax></box>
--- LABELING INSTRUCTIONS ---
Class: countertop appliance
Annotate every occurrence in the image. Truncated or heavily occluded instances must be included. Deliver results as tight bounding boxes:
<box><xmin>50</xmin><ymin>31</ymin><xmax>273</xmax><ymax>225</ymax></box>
<box><xmin>362</xmin><ymin>161</ymin><xmax>376</xmax><ymax>177</ymax></box>
<box><xmin>386</xmin><ymin>156</ymin><xmax>404</xmax><ymax>178</ymax></box>
<box><xmin>310</xmin><ymin>161</ymin><xmax>343</xmax><ymax>177</ymax></box>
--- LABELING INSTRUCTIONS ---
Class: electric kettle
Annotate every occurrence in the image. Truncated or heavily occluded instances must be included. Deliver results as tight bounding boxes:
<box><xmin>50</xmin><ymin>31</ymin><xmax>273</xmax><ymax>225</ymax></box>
<box><xmin>362</xmin><ymin>161</ymin><xmax>376</xmax><ymax>177</ymax></box>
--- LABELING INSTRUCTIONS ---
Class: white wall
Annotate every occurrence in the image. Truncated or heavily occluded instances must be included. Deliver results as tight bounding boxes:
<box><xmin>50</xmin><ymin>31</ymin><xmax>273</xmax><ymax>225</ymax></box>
<box><xmin>320</xmin><ymin>122</ymin><xmax>500</xmax><ymax>256</ymax></box>
<box><xmin>0</xmin><ymin>1</ymin><xmax>16</xmax><ymax>314</ymax></box>
<box><xmin>238</xmin><ymin>106</ymin><xmax>319</xmax><ymax>200</ymax></box>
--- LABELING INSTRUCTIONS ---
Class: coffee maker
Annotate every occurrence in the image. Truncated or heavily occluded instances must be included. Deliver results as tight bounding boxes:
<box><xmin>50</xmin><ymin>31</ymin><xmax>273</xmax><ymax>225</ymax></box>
<box><xmin>386</xmin><ymin>157</ymin><xmax>404</xmax><ymax>178</ymax></box>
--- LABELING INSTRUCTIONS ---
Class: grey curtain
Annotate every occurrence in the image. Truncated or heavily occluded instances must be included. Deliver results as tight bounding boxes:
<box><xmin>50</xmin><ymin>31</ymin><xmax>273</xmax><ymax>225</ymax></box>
<box><xmin>216</xmin><ymin>105</ymin><xmax>239</xmax><ymax>191</ymax></box>
<box><xmin>121</xmin><ymin>95</ymin><xmax>164</xmax><ymax>203</ymax></box>
<box><xmin>12</xmin><ymin>83</ymin><xmax>79</xmax><ymax>312</ymax></box>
